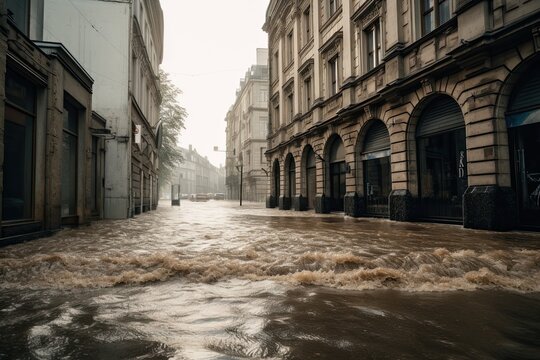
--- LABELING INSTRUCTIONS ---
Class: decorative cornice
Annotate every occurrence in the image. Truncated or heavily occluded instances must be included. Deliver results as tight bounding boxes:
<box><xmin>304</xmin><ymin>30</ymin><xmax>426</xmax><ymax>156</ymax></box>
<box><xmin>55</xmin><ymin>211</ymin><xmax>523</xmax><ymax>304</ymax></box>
<box><xmin>352</xmin><ymin>0</ymin><xmax>382</xmax><ymax>23</ymax></box>
<box><xmin>298</xmin><ymin>58</ymin><xmax>314</xmax><ymax>77</ymax></box>
<box><xmin>35</xmin><ymin>41</ymin><xmax>94</xmax><ymax>93</ymax></box>
<box><xmin>320</xmin><ymin>31</ymin><xmax>343</xmax><ymax>53</ymax></box>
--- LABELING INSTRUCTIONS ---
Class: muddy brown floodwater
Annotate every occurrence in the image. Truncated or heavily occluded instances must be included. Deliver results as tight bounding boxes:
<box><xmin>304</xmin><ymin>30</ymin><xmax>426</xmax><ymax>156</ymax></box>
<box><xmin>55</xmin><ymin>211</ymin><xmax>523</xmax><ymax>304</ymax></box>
<box><xmin>0</xmin><ymin>201</ymin><xmax>539</xmax><ymax>359</ymax></box>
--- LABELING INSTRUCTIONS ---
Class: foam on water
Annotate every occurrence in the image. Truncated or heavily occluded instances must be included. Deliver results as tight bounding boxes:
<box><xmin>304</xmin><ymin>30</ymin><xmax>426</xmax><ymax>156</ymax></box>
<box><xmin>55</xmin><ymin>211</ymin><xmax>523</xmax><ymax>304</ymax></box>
<box><xmin>0</xmin><ymin>247</ymin><xmax>538</xmax><ymax>292</ymax></box>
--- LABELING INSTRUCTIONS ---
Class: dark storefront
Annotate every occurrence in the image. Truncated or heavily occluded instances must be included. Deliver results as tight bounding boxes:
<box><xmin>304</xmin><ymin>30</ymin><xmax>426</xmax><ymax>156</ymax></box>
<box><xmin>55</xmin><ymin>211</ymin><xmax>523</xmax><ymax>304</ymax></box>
<box><xmin>361</xmin><ymin>121</ymin><xmax>391</xmax><ymax>217</ymax></box>
<box><xmin>328</xmin><ymin>137</ymin><xmax>346</xmax><ymax>212</ymax></box>
<box><xmin>506</xmin><ymin>65</ymin><xmax>540</xmax><ymax>228</ymax></box>
<box><xmin>304</xmin><ymin>147</ymin><xmax>316</xmax><ymax>210</ymax></box>
<box><xmin>416</xmin><ymin>96</ymin><xmax>467</xmax><ymax>222</ymax></box>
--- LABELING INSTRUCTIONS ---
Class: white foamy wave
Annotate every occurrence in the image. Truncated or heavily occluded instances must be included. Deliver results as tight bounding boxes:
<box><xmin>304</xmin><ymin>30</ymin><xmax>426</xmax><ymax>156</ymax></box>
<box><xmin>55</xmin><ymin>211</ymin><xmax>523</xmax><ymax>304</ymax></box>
<box><xmin>0</xmin><ymin>248</ymin><xmax>539</xmax><ymax>292</ymax></box>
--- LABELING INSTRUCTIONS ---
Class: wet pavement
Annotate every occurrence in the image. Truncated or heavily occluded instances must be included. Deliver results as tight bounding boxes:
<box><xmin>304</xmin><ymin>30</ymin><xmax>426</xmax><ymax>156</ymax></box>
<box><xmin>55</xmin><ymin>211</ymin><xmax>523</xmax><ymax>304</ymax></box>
<box><xmin>0</xmin><ymin>201</ymin><xmax>539</xmax><ymax>359</ymax></box>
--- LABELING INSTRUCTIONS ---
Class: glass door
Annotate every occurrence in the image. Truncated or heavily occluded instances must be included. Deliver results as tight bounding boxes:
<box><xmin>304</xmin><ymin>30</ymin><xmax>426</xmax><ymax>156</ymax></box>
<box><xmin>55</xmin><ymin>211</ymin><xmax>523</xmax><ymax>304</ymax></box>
<box><xmin>364</xmin><ymin>156</ymin><xmax>391</xmax><ymax>216</ymax></box>
<box><xmin>330</xmin><ymin>161</ymin><xmax>346</xmax><ymax>211</ymax></box>
<box><xmin>512</xmin><ymin>123</ymin><xmax>540</xmax><ymax>227</ymax></box>
<box><xmin>417</xmin><ymin>127</ymin><xmax>467</xmax><ymax>221</ymax></box>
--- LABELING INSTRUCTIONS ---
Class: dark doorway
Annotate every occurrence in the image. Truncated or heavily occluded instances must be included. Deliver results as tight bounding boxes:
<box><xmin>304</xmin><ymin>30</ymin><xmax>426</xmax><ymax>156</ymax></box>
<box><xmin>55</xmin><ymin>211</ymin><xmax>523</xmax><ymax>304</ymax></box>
<box><xmin>328</xmin><ymin>137</ymin><xmax>346</xmax><ymax>212</ymax></box>
<box><xmin>361</xmin><ymin>121</ymin><xmax>391</xmax><ymax>216</ymax></box>
<box><xmin>286</xmin><ymin>155</ymin><xmax>296</xmax><ymax>199</ymax></box>
<box><xmin>272</xmin><ymin>160</ymin><xmax>280</xmax><ymax>203</ymax></box>
<box><xmin>305</xmin><ymin>147</ymin><xmax>316</xmax><ymax>209</ymax></box>
<box><xmin>416</xmin><ymin>97</ymin><xmax>466</xmax><ymax>221</ymax></box>
<box><xmin>506</xmin><ymin>65</ymin><xmax>540</xmax><ymax>228</ymax></box>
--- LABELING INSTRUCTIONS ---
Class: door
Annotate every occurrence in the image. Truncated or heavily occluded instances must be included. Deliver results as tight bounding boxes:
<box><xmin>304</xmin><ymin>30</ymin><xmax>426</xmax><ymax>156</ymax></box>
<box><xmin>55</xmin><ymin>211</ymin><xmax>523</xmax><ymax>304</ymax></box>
<box><xmin>511</xmin><ymin>123</ymin><xmax>540</xmax><ymax>227</ymax></box>
<box><xmin>417</xmin><ymin>127</ymin><xmax>467</xmax><ymax>220</ymax></box>
<box><xmin>364</xmin><ymin>156</ymin><xmax>391</xmax><ymax>216</ymax></box>
<box><xmin>361</xmin><ymin>121</ymin><xmax>391</xmax><ymax>216</ymax></box>
<box><xmin>330</xmin><ymin>161</ymin><xmax>346</xmax><ymax>211</ymax></box>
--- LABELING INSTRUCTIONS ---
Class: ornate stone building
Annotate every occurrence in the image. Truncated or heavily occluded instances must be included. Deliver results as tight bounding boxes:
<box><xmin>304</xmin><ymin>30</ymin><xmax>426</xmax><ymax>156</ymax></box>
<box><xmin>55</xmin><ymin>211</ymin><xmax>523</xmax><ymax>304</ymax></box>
<box><xmin>264</xmin><ymin>0</ymin><xmax>540</xmax><ymax>230</ymax></box>
<box><xmin>225</xmin><ymin>49</ymin><xmax>270</xmax><ymax>202</ymax></box>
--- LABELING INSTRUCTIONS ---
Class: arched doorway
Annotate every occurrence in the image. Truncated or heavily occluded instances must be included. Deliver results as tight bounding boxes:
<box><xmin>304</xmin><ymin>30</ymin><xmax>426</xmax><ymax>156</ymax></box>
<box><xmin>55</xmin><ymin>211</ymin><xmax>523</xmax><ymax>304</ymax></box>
<box><xmin>303</xmin><ymin>146</ymin><xmax>317</xmax><ymax>209</ymax></box>
<box><xmin>506</xmin><ymin>64</ymin><xmax>540</xmax><ymax>227</ymax></box>
<box><xmin>361</xmin><ymin>121</ymin><xmax>391</xmax><ymax>216</ymax></box>
<box><xmin>416</xmin><ymin>96</ymin><xmax>467</xmax><ymax>221</ymax></box>
<box><xmin>285</xmin><ymin>154</ymin><xmax>296</xmax><ymax>200</ymax></box>
<box><xmin>272</xmin><ymin>159</ymin><xmax>280</xmax><ymax>203</ymax></box>
<box><xmin>327</xmin><ymin>136</ymin><xmax>346</xmax><ymax>212</ymax></box>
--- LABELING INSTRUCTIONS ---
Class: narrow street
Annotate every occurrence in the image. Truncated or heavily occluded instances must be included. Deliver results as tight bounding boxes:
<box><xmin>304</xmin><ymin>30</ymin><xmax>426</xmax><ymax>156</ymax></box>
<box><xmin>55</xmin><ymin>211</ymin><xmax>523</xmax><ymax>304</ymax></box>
<box><xmin>0</xmin><ymin>201</ymin><xmax>539</xmax><ymax>359</ymax></box>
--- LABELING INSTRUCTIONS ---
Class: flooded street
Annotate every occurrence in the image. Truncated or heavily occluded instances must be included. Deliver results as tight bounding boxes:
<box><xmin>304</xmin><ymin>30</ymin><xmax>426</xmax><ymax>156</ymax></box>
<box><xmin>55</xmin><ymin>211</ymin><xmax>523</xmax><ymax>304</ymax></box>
<box><xmin>1</xmin><ymin>201</ymin><xmax>540</xmax><ymax>359</ymax></box>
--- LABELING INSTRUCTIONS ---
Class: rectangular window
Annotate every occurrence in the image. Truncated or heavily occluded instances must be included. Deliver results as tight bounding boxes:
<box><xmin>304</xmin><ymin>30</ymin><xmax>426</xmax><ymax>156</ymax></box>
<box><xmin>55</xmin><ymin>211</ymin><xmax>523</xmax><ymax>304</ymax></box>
<box><xmin>303</xmin><ymin>7</ymin><xmax>312</xmax><ymax>46</ymax></box>
<box><xmin>272</xmin><ymin>51</ymin><xmax>279</xmax><ymax>82</ymax></box>
<box><xmin>366</xmin><ymin>21</ymin><xmax>381</xmax><ymax>71</ymax></box>
<box><xmin>6</xmin><ymin>0</ymin><xmax>29</xmax><ymax>35</ymax></box>
<box><xmin>422</xmin><ymin>0</ymin><xmax>452</xmax><ymax>35</ymax></box>
<box><xmin>286</xmin><ymin>31</ymin><xmax>294</xmax><ymax>66</ymax></box>
<box><xmin>62</xmin><ymin>100</ymin><xmax>79</xmax><ymax>217</ymax></box>
<box><xmin>328</xmin><ymin>57</ymin><xmax>339</xmax><ymax>96</ymax></box>
<box><xmin>287</xmin><ymin>93</ymin><xmax>294</xmax><ymax>122</ymax></box>
<box><xmin>260</xmin><ymin>147</ymin><xmax>266</xmax><ymax>163</ymax></box>
<box><xmin>439</xmin><ymin>0</ymin><xmax>451</xmax><ymax>24</ymax></box>
<box><xmin>329</xmin><ymin>0</ymin><xmax>338</xmax><ymax>17</ymax></box>
<box><xmin>273</xmin><ymin>104</ymin><xmax>280</xmax><ymax>131</ymax></box>
<box><xmin>260</xmin><ymin>90</ymin><xmax>269</xmax><ymax>103</ymax></box>
<box><xmin>304</xmin><ymin>77</ymin><xmax>312</xmax><ymax>112</ymax></box>
<box><xmin>3</xmin><ymin>71</ymin><xmax>36</xmax><ymax>221</ymax></box>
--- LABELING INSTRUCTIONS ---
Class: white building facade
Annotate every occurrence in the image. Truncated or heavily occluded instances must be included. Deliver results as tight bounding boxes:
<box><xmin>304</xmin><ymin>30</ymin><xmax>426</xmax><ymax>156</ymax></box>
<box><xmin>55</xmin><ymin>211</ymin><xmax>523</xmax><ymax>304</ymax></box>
<box><xmin>26</xmin><ymin>0</ymin><xmax>163</xmax><ymax>218</ymax></box>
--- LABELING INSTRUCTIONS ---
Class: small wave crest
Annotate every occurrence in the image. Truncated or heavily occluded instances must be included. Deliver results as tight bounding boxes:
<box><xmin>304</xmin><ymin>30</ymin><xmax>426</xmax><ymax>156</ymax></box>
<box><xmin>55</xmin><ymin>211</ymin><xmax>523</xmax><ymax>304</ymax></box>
<box><xmin>0</xmin><ymin>248</ymin><xmax>539</xmax><ymax>292</ymax></box>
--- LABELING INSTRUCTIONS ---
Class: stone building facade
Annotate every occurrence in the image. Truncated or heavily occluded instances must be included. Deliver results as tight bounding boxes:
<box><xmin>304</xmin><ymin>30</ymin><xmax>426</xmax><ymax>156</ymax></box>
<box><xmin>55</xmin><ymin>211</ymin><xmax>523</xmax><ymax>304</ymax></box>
<box><xmin>0</xmin><ymin>1</ymin><xmax>106</xmax><ymax>244</ymax></box>
<box><xmin>225</xmin><ymin>49</ymin><xmax>270</xmax><ymax>202</ymax></box>
<box><xmin>264</xmin><ymin>0</ymin><xmax>540</xmax><ymax>230</ymax></box>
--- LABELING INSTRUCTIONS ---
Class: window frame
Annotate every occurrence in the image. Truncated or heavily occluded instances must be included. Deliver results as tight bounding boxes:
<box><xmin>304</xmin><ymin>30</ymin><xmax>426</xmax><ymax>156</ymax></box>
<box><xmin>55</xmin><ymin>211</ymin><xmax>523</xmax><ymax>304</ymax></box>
<box><xmin>421</xmin><ymin>0</ymin><xmax>452</xmax><ymax>36</ymax></box>
<box><xmin>328</xmin><ymin>56</ymin><xmax>339</xmax><ymax>97</ymax></box>
<box><xmin>365</xmin><ymin>20</ymin><xmax>381</xmax><ymax>72</ymax></box>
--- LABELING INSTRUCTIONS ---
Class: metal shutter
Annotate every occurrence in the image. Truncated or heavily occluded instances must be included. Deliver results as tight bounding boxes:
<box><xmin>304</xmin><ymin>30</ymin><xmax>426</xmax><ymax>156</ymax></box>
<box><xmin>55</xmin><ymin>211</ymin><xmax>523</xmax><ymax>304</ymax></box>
<box><xmin>362</xmin><ymin>121</ymin><xmax>390</xmax><ymax>154</ymax></box>
<box><xmin>416</xmin><ymin>97</ymin><xmax>464</xmax><ymax>138</ymax></box>
<box><xmin>509</xmin><ymin>66</ymin><xmax>540</xmax><ymax>113</ymax></box>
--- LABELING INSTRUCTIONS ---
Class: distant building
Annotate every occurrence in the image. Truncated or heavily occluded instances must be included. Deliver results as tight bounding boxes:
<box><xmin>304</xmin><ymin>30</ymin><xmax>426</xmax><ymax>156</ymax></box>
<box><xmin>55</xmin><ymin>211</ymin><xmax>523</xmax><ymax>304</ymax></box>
<box><xmin>225</xmin><ymin>49</ymin><xmax>269</xmax><ymax>202</ymax></box>
<box><xmin>264</xmin><ymin>0</ymin><xmax>540</xmax><ymax>231</ymax></box>
<box><xmin>172</xmin><ymin>145</ymin><xmax>225</xmax><ymax>196</ymax></box>
<box><xmin>1</xmin><ymin>1</ymin><xmax>106</xmax><ymax>243</ymax></box>
<box><xmin>29</xmin><ymin>0</ymin><xmax>164</xmax><ymax>218</ymax></box>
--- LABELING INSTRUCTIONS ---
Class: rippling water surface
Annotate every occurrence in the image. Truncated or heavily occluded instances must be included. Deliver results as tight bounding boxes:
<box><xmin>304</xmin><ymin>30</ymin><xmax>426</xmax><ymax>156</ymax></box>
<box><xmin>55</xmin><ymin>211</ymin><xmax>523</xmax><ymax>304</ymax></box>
<box><xmin>0</xmin><ymin>201</ymin><xmax>539</xmax><ymax>359</ymax></box>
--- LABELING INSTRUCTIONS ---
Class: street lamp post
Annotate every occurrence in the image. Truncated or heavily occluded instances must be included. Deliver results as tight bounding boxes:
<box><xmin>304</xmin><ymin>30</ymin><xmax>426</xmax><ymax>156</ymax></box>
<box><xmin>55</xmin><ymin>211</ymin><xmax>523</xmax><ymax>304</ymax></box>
<box><xmin>236</xmin><ymin>154</ymin><xmax>244</xmax><ymax>206</ymax></box>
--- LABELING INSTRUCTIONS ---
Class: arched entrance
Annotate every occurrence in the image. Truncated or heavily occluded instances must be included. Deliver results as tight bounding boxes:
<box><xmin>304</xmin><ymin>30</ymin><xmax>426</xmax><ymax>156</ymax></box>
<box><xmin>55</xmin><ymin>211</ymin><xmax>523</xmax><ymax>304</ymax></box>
<box><xmin>327</xmin><ymin>136</ymin><xmax>346</xmax><ymax>212</ymax></box>
<box><xmin>303</xmin><ymin>146</ymin><xmax>317</xmax><ymax>209</ymax></box>
<box><xmin>416</xmin><ymin>96</ymin><xmax>467</xmax><ymax>221</ymax></box>
<box><xmin>285</xmin><ymin>154</ymin><xmax>296</xmax><ymax>200</ymax></box>
<box><xmin>506</xmin><ymin>64</ymin><xmax>540</xmax><ymax>227</ymax></box>
<box><xmin>361</xmin><ymin>121</ymin><xmax>391</xmax><ymax>216</ymax></box>
<box><xmin>272</xmin><ymin>159</ymin><xmax>280</xmax><ymax>204</ymax></box>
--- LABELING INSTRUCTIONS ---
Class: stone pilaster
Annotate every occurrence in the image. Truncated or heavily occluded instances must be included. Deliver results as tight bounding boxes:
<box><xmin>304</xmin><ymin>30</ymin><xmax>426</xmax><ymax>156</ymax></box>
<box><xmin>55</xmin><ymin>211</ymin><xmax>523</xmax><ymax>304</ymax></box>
<box><xmin>389</xmin><ymin>190</ymin><xmax>416</xmax><ymax>221</ymax></box>
<box><xmin>315</xmin><ymin>194</ymin><xmax>330</xmax><ymax>214</ymax></box>
<box><xmin>266</xmin><ymin>195</ymin><xmax>277</xmax><ymax>208</ymax></box>
<box><xmin>463</xmin><ymin>186</ymin><xmax>518</xmax><ymax>231</ymax></box>
<box><xmin>293</xmin><ymin>195</ymin><xmax>308</xmax><ymax>211</ymax></box>
<box><xmin>344</xmin><ymin>192</ymin><xmax>364</xmax><ymax>217</ymax></box>
<box><xmin>279</xmin><ymin>196</ymin><xmax>291</xmax><ymax>210</ymax></box>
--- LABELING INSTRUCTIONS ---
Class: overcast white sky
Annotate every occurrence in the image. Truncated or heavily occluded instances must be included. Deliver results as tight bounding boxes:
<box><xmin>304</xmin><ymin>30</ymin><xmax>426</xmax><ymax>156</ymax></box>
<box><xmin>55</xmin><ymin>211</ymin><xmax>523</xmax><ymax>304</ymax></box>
<box><xmin>161</xmin><ymin>0</ymin><xmax>269</xmax><ymax>168</ymax></box>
